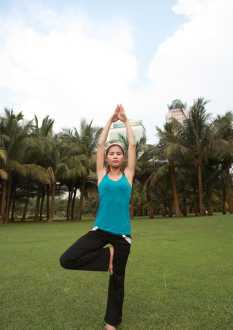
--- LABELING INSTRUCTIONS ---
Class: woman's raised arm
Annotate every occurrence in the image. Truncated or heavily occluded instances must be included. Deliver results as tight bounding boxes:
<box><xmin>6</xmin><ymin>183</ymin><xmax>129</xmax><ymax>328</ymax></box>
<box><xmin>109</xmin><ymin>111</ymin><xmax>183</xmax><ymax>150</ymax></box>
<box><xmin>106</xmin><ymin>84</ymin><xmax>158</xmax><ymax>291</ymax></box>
<box><xmin>96</xmin><ymin>108</ymin><xmax>119</xmax><ymax>177</ymax></box>
<box><xmin>118</xmin><ymin>105</ymin><xmax>136</xmax><ymax>183</ymax></box>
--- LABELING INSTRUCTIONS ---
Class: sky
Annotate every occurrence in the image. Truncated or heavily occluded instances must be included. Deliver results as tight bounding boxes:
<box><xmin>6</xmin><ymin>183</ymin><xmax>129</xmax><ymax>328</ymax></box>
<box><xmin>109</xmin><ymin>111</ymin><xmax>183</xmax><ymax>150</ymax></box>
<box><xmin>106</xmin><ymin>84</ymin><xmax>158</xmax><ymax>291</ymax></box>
<box><xmin>0</xmin><ymin>0</ymin><xmax>232</xmax><ymax>144</ymax></box>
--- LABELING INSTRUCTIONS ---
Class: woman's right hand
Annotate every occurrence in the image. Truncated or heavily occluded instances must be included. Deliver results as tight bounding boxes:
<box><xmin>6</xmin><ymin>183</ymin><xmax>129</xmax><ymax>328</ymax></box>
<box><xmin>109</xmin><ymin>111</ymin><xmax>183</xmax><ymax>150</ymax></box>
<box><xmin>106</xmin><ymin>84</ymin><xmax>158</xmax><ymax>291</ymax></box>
<box><xmin>110</xmin><ymin>106</ymin><xmax>120</xmax><ymax>123</ymax></box>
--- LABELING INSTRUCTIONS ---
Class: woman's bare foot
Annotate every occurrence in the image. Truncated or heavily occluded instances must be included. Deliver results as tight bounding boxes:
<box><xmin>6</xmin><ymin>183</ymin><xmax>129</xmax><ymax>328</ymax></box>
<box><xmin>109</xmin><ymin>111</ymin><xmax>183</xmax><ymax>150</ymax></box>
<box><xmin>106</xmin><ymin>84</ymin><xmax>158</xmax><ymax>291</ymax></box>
<box><xmin>108</xmin><ymin>245</ymin><xmax>114</xmax><ymax>274</ymax></box>
<box><xmin>105</xmin><ymin>323</ymin><xmax>116</xmax><ymax>330</ymax></box>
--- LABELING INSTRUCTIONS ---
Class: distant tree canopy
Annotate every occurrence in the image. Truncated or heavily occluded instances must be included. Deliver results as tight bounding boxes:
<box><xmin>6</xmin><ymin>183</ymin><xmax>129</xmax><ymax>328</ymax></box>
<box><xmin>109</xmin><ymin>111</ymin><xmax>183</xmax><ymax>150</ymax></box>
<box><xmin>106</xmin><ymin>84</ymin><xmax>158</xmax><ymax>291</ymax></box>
<box><xmin>0</xmin><ymin>97</ymin><xmax>233</xmax><ymax>224</ymax></box>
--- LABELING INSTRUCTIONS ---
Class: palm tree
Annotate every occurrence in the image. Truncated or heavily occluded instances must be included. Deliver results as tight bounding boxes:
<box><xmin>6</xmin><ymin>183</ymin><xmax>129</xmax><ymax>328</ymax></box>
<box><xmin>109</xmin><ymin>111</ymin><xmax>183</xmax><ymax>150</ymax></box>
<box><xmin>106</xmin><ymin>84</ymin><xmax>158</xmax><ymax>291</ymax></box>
<box><xmin>56</xmin><ymin>119</ymin><xmax>99</xmax><ymax>221</ymax></box>
<box><xmin>0</xmin><ymin>148</ymin><xmax>8</xmax><ymax>223</ymax></box>
<box><xmin>145</xmin><ymin>158</ymin><xmax>173</xmax><ymax>217</ymax></box>
<box><xmin>0</xmin><ymin>109</ymin><xmax>34</xmax><ymax>223</ymax></box>
<box><xmin>212</xmin><ymin>112</ymin><xmax>233</xmax><ymax>214</ymax></box>
<box><xmin>156</xmin><ymin>119</ymin><xmax>183</xmax><ymax>216</ymax></box>
<box><xmin>180</xmin><ymin>98</ymin><xmax>212</xmax><ymax>215</ymax></box>
<box><xmin>24</xmin><ymin>115</ymin><xmax>58</xmax><ymax>222</ymax></box>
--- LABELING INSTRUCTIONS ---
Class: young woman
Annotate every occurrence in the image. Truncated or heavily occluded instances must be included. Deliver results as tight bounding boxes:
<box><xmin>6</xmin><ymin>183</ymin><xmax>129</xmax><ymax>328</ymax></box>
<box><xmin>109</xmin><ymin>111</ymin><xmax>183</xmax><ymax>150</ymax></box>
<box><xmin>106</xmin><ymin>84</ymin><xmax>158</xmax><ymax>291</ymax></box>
<box><xmin>59</xmin><ymin>105</ymin><xmax>136</xmax><ymax>330</ymax></box>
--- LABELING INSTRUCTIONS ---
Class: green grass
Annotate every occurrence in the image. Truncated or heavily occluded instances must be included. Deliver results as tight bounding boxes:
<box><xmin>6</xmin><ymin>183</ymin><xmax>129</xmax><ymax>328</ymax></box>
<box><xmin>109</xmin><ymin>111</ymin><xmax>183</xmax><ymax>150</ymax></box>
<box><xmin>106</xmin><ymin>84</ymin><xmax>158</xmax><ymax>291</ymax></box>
<box><xmin>1</xmin><ymin>215</ymin><xmax>233</xmax><ymax>330</ymax></box>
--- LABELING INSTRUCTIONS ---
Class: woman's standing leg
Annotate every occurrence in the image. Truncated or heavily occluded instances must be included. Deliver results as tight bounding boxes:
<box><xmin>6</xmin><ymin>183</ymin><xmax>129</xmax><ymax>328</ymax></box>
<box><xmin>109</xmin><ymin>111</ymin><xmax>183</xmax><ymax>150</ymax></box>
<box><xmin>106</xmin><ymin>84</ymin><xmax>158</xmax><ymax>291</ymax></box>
<box><xmin>59</xmin><ymin>229</ymin><xmax>110</xmax><ymax>272</ymax></box>
<box><xmin>104</xmin><ymin>236</ymin><xmax>131</xmax><ymax>327</ymax></box>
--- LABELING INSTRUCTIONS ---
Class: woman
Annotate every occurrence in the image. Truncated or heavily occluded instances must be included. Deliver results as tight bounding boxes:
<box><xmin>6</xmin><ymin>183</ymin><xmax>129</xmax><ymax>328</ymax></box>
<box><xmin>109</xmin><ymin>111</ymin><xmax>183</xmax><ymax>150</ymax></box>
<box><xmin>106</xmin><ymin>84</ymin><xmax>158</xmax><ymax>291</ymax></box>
<box><xmin>59</xmin><ymin>105</ymin><xmax>136</xmax><ymax>330</ymax></box>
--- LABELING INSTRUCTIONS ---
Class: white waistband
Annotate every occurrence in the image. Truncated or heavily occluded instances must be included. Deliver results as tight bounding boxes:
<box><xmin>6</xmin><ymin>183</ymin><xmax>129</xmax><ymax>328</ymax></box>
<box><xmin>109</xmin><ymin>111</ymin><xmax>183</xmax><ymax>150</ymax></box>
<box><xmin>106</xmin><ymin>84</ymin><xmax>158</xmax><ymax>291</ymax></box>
<box><xmin>91</xmin><ymin>226</ymin><xmax>131</xmax><ymax>242</ymax></box>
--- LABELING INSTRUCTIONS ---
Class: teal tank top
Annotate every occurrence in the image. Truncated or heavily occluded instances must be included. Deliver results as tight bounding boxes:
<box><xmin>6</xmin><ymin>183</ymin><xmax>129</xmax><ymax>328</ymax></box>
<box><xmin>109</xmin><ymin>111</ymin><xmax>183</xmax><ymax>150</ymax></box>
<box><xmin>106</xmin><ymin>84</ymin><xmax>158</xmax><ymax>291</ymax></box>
<box><xmin>93</xmin><ymin>173</ymin><xmax>132</xmax><ymax>235</ymax></box>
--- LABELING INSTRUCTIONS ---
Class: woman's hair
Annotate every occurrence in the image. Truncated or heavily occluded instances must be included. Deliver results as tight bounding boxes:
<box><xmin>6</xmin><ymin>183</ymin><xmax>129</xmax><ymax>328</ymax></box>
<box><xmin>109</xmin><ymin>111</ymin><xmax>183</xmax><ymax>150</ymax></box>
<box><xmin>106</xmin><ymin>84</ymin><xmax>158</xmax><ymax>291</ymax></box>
<box><xmin>105</xmin><ymin>143</ymin><xmax>125</xmax><ymax>156</ymax></box>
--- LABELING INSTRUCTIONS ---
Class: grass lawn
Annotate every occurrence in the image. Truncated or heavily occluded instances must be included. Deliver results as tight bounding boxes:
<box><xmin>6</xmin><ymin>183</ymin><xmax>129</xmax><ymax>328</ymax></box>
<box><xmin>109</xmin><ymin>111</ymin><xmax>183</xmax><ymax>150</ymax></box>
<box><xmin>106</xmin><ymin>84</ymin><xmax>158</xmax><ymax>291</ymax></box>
<box><xmin>1</xmin><ymin>215</ymin><xmax>233</xmax><ymax>330</ymax></box>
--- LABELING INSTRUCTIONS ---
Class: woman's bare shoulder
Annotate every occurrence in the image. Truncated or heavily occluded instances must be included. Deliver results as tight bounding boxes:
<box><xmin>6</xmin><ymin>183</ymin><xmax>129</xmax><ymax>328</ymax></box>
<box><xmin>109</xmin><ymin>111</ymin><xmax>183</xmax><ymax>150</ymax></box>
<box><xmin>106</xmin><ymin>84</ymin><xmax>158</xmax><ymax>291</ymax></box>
<box><xmin>123</xmin><ymin>168</ymin><xmax>133</xmax><ymax>186</ymax></box>
<box><xmin>97</xmin><ymin>168</ymin><xmax>107</xmax><ymax>185</ymax></box>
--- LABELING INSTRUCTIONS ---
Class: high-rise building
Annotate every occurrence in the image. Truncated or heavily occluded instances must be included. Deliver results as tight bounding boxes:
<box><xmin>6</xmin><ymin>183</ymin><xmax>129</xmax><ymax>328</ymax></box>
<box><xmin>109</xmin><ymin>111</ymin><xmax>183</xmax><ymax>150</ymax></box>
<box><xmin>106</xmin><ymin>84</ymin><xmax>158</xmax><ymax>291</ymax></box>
<box><xmin>166</xmin><ymin>99</ymin><xmax>189</xmax><ymax>124</ymax></box>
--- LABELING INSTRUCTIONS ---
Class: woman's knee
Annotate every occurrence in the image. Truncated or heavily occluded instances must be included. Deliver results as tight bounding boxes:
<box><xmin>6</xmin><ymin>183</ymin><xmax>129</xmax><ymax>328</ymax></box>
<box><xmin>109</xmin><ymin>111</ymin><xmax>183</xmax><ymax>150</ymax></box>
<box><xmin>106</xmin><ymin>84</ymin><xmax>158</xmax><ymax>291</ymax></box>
<box><xmin>59</xmin><ymin>253</ymin><xmax>70</xmax><ymax>269</ymax></box>
<box><xmin>59</xmin><ymin>252</ymin><xmax>83</xmax><ymax>269</ymax></box>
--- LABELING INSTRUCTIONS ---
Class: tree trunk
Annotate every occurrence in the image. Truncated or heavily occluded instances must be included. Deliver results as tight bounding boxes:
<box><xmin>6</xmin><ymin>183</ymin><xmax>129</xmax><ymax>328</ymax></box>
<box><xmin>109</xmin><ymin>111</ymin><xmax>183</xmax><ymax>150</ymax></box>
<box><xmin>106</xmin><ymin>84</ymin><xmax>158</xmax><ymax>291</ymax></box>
<box><xmin>71</xmin><ymin>187</ymin><xmax>77</xmax><ymax>220</ymax></box>
<box><xmin>8</xmin><ymin>190</ymin><xmax>13</xmax><ymax>222</ymax></box>
<box><xmin>228</xmin><ymin>193</ymin><xmax>233</xmax><ymax>214</ymax></box>
<box><xmin>21</xmin><ymin>196</ymin><xmax>29</xmax><ymax>222</ymax></box>
<box><xmin>22</xmin><ymin>183</ymin><xmax>31</xmax><ymax>222</ymax></box>
<box><xmin>161</xmin><ymin>202</ymin><xmax>167</xmax><ymax>217</ymax></box>
<box><xmin>77</xmin><ymin>188</ymin><xmax>84</xmax><ymax>221</ymax></box>
<box><xmin>40</xmin><ymin>189</ymin><xmax>45</xmax><ymax>221</ymax></box>
<box><xmin>0</xmin><ymin>181</ymin><xmax>7</xmax><ymax>224</ymax></box>
<box><xmin>143</xmin><ymin>206</ymin><xmax>147</xmax><ymax>216</ymax></box>
<box><xmin>148</xmin><ymin>206</ymin><xmax>155</xmax><ymax>218</ymax></box>
<box><xmin>197</xmin><ymin>160</ymin><xmax>205</xmax><ymax>215</ymax></box>
<box><xmin>51</xmin><ymin>183</ymin><xmax>55</xmax><ymax>220</ymax></box>
<box><xmin>169</xmin><ymin>162</ymin><xmax>182</xmax><ymax>216</ymax></box>
<box><xmin>205</xmin><ymin>188</ymin><xmax>213</xmax><ymax>216</ymax></box>
<box><xmin>34</xmin><ymin>194</ymin><xmax>40</xmax><ymax>221</ymax></box>
<box><xmin>192</xmin><ymin>186</ymin><xmax>199</xmax><ymax>216</ymax></box>
<box><xmin>182</xmin><ymin>195</ymin><xmax>188</xmax><ymax>216</ymax></box>
<box><xmin>46</xmin><ymin>185</ymin><xmax>49</xmax><ymax>221</ymax></box>
<box><xmin>47</xmin><ymin>167</ymin><xmax>55</xmax><ymax>222</ymax></box>
<box><xmin>10</xmin><ymin>186</ymin><xmax>16</xmax><ymax>222</ymax></box>
<box><xmin>137</xmin><ymin>192</ymin><xmax>143</xmax><ymax>216</ymax></box>
<box><xmin>222</xmin><ymin>183</ymin><xmax>226</xmax><ymax>214</ymax></box>
<box><xmin>222</xmin><ymin>164</ymin><xmax>231</xmax><ymax>214</ymax></box>
<box><xmin>66</xmin><ymin>188</ymin><xmax>72</xmax><ymax>221</ymax></box>
<box><xmin>47</xmin><ymin>184</ymin><xmax>54</xmax><ymax>223</ymax></box>
<box><xmin>4</xmin><ymin>177</ymin><xmax>12</xmax><ymax>224</ymax></box>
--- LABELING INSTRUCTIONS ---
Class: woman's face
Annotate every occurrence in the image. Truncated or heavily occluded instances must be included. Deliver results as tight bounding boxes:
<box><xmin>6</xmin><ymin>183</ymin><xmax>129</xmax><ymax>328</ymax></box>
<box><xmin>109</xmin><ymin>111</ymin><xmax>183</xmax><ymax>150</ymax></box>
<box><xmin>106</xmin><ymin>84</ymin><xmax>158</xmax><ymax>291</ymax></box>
<box><xmin>106</xmin><ymin>145</ymin><xmax>124</xmax><ymax>168</ymax></box>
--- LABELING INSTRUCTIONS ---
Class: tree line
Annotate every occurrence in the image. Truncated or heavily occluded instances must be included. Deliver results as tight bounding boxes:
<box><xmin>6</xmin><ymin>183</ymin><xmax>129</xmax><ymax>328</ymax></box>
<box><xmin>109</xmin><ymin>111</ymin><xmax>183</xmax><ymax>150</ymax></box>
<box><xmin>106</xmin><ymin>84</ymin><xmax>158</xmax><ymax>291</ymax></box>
<box><xmin>0</xmin><ymin>97</ymin><xmax>233</xmax><ymax>224</ymax></box>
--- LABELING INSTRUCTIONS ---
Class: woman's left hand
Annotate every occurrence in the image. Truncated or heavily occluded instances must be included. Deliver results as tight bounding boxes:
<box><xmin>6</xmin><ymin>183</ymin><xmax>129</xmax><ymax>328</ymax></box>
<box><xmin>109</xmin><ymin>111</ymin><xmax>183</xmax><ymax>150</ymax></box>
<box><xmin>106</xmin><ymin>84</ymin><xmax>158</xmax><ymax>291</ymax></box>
<box><xmin>117</xmin><ymin>104</ymin><xmax>128</xmax><ymax>123</ymax></box>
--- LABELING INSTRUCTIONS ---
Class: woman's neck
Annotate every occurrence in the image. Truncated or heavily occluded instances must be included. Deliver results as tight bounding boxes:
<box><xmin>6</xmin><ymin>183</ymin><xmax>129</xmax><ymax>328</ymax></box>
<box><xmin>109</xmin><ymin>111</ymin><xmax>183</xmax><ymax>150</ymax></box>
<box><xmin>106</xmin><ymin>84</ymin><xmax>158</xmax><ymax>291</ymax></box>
<box><xmin>108</xmin><ymin>168</ymin><xmax>122</xmax><ymax>176</ymax></box>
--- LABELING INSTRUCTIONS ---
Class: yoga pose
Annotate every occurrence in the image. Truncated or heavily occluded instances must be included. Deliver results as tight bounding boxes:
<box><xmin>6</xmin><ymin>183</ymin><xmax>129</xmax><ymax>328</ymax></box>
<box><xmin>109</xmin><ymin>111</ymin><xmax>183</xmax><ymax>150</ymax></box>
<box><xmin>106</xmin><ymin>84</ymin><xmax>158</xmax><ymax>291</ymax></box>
<box><xmin>59</xmin><ymin>105</ymin><xmax>136</xmax><ymax>329</ymax></box>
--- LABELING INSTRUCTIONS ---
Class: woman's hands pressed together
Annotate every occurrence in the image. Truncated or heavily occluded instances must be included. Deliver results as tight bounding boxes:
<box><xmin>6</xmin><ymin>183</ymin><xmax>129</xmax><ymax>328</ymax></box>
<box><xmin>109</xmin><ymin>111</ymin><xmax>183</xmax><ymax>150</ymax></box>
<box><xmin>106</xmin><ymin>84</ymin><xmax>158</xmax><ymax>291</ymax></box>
<box><xmin>110</xmin><ymin>104</ymin><xmax>128</xmax><ymax>123</ymax></box>
<box><xmin>117</xmin><ymin>104</ymin><xmax>128</xmax><ymax>123</ymax></box>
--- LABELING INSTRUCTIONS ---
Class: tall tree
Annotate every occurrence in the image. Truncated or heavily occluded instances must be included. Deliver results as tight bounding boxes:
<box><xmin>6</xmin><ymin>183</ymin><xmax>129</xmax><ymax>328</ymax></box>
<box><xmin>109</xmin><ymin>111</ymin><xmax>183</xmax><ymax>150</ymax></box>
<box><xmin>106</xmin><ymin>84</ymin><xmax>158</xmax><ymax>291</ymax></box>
<box><xmin>212</xmin><ymin>112</ymin><xmax>233</xmax><ymax>213</ymax></box>
<box><xmin>0</xmin><ymin>109</ymin><xmax>33</xmax><ymax>223</ymax></box>
<box><xmin>24</xmin><ymin>115</ymin><xmax>58</xmax><ymax>222</ymax></box>
<box><xmin>57</xmin><ymin>119</ymin><xmax>99</xmax><ymax>220</ymax></box>
<box><xmin>180</xmin><ymin>98</ymin><xmax>212</xmax><ymax>215</ymax></box>
<box><xmin>156</xmin><ymin>119</ymin><xmax>183</xmax><ymax>216</ymax></box>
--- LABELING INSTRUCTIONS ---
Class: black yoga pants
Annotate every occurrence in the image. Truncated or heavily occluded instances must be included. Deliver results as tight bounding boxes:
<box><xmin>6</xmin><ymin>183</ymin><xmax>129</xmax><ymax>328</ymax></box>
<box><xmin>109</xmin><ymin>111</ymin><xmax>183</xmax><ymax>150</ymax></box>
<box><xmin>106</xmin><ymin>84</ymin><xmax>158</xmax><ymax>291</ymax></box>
<box><xmin>59</xmin><ymin>227</ymin><xmax>131</xmax><ymax>327</ymax></box>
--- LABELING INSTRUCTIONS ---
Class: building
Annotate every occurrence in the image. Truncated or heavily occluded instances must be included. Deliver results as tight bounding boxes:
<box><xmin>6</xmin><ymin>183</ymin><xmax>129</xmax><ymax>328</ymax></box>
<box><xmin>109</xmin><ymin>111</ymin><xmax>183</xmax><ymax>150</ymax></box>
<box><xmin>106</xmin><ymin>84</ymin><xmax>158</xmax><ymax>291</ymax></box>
<box><xmin>106</xmin><ymin>119</ymin><xmax>145</xmax><ymax>144</ymax></box>
<box><xmin>166</xmin><ymin>99</ymin><xmax>189</xmax><ymax>124</ymax></box>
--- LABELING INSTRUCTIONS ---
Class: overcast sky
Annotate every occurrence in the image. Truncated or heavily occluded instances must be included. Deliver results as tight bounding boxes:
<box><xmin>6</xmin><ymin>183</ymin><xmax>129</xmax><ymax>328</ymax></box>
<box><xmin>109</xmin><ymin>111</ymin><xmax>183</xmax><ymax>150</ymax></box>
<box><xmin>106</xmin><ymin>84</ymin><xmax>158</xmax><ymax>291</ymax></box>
<box><xmin>0</xmin><ymin>0</ymin><xmax>232</xmax><ymax>143</ymax></box>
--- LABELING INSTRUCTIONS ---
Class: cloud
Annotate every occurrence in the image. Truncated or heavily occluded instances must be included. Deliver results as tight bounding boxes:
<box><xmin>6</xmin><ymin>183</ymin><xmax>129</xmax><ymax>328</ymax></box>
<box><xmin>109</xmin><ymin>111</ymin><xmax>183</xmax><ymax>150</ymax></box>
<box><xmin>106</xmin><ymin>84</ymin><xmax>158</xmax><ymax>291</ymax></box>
<box><xmin>0</xmin><ymin>1</ymin><xmax>232</xmax><ymax>145</ymax></box>
<box><xmin>147</xmin><ymin>0</ymin><xmax>233</xmax><ymax>129</ymax></box>
<box><xmin>0</xmin><ymin>4</ymin><xmax>139</xmax><ymax>134</ymax></box>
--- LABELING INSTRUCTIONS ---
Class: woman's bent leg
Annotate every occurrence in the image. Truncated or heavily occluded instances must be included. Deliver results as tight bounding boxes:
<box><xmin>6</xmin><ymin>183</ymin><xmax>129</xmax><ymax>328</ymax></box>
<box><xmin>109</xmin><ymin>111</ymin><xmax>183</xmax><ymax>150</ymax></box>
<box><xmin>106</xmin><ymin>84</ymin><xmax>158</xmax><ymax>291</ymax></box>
<box><xmin>59</xmin><ymin>230</ymin><xmax>110</xmax><ymax>272</ymax></box>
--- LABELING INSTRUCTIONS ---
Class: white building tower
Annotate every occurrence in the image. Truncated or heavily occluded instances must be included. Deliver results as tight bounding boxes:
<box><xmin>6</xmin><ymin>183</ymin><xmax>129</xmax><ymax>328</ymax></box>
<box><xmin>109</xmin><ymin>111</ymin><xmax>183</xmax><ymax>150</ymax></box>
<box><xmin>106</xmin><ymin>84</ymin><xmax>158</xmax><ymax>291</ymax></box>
<box><xmin>166</xmin><ymin>99</ymin><xmax>189</xmax><ymax>124</ymax></box>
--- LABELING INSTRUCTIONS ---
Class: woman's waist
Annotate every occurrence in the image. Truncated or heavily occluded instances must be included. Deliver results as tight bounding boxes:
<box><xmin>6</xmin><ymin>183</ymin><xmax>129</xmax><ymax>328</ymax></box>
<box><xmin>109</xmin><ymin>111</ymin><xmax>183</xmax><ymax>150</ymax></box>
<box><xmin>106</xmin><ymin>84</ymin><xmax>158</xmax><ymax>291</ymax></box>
<box><xmin>92</xmin><ymin>226</ymin><xmax>132</xmax><ymax>238</ymax></box>
<box><xmin>95</xmin><ymin>218</ymin><xmax>131</xmax><ymax>231</ymax></box>
<box><xmin>92</xmin><ymin>224</ymin><xmax>132</xmax><ymax>237</ymax></box>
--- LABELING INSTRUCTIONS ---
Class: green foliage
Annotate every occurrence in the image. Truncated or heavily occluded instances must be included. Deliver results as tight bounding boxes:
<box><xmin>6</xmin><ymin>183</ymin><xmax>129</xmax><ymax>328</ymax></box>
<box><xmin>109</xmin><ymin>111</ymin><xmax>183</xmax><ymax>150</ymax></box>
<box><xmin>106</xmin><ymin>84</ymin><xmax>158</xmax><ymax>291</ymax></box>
<box><xmin>0</xmin><ymin>99</ymin><xmax>233</xmax><ymax>221</ymax></box>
